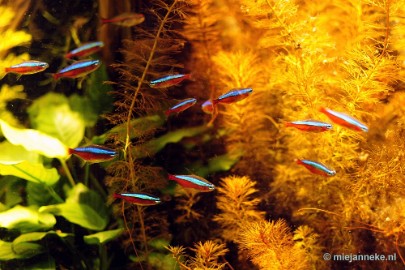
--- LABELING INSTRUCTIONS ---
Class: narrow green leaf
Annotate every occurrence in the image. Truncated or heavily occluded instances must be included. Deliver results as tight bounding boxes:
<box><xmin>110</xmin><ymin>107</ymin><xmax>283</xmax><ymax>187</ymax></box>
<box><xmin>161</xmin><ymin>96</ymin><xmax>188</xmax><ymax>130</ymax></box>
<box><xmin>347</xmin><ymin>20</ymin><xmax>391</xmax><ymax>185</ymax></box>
<box><xmin>13</xmin><ymin>231</ymin><xmax>65</xmax><ymax>244</ymax></box>
<box><xmin>92</xmin><ymin>114</ymin><xmax>165</xmax><ymax>144</ymax></box>
<box><xmin>192</xmin><ymin>151</ymin><xmax>243</xmax><ymax>177</ymax></box>
<box><xmin>28</xmin><ymin>93</ymin><xmax>85</xmax><ymax>148</ymax></box>
<box><xmin>0</xmin><ymin>120</ymin><xmax>68</xmax><ymax>158</ymax></box>
<box><xmin>84</xmin><ymin>228</ymin><xmax>124</xmax><ymax>245</ymax></box>
<box><xmin>0</xmin><ymin>161</ymin><xmax>59</xmax><ymax>186</ymax></box>
<box><xmin>132</xmin><ymin>126</ymin><xmax>208</xmax><ymax>159</ymax></box>
<box><xmin>0</xmin><ymin>205</ymin><xmax>56</xmax><ymax>233</ymax></box>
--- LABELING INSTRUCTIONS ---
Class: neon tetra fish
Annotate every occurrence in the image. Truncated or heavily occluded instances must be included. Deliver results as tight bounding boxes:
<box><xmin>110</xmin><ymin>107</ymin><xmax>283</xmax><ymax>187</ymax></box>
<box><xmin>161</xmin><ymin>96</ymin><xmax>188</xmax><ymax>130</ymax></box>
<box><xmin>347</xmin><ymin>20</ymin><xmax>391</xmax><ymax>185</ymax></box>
<box><xmin>285</xmin><ymin>120</ymin><xmax>332</xmax><ymax>132</ymax></box>
<box><xmin>5</xmin><ymin>61</ymin><xmax>49</xmax><ymax>75</ymax></box>
<box><xmin>65</xmin><ymin>41</ymin><xmax>104</xmax><ymax>59</ymax></box>
<box><xmin>149</xmin><ymin>74</ymin><xmax>192</xmax><ymax>88</ymax></box>
<box><xmin>101</xmin><ymin>12</ymin><xmax>145</xmax><ymax>27</ymax></box>
<box><xmin>69</xmin><ymin>144</ymin><xmax>117</xmax><ymax>163</ymax></box>
<box><xmin>53</xmin><ymin>59</ymin><xmax>100</xmax><ymax>80</ymax></box>
<box><xmin>168</xmin><ymin>174</ymin><xmax>215</xmax><ymax>192</ymax></box>
<box><xmin>113</xmin><ymin>192</ymin><xmax>161</xmax><ymax>206</ymax></box>
<box><xmin>213</xmin><ymin>88</ymin><xmax>253</xmax><ymax>105</ymax></box>
<box><xmin>201</xmin><ymin>99</ymin><xmax>214</xmax><ymax>114</ymax></box>
<box><xmin>165</xmin><ymin>98</ymin><xmax>197</xmax><ymax>116</ymax></box>
<box><xmin>319</xmin><ymin>107</ymin><xmax>368</xmax><ymax>132</ymax></box>
<box><xmin>296</xmin><ymin>159</ymin><xmax>336</xmax><ymax>177</ymax></box>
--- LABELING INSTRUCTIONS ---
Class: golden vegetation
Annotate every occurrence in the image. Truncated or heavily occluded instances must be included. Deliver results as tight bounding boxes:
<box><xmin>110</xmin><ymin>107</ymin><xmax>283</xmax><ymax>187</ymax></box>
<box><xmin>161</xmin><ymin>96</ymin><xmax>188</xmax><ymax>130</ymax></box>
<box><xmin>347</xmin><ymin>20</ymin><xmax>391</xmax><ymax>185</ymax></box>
<box><xmin>107</xmin><ymin>0</ymin><xmax>405</xmax><ymax>268</ymax></box>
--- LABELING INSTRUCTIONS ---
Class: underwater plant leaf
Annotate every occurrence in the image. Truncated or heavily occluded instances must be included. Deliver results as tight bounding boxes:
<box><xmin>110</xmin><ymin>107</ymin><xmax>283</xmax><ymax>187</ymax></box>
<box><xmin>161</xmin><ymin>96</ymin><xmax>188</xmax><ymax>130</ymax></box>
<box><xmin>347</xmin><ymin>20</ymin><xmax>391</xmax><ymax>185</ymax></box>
<box><xmin>83</xmin><ymin>228</ymin><xmax>124</xmax><ymax>245</ymax></box>
<box><xmin>13</xmin><ymin>231</ymin><xmax>69</xmax><ymax>245</ymax></box>
<box><xmin>92</xmin><ymin>114</ymin><xmax>164</xmax><ymax>144</ymax></box>
<box><xmin>0</xmin><ymin>240</ymin><xmax>25</xmax><ymax>260</ymax></box>
<box><xmin>192</xmin><ymin>150</ymin><xmax>243</xmax><ymax>177</ymax></box>
<box><xmin>27</xmin><ymin>182</ymin><xmax>59</xmax><ymax>206</ymax></box>
<box><xmin>69</xmin><ymin>94</ymin><xmax>98</xmax><ymax>127</ymax></box>
<box><xmin>132</xmin><ymin>126</ymin><xmax>208</xmax><ymax>159</ymax></box>
<box><xmin>0</xmin><ymin>161</ymin><xmax>59</xmax><ymax>186</ymax></box>
<box><xmin>39</xmin><ymin>203</ymin><xmax>107</xmax><ymax>231</ymax></box>
<box><xmin>28</xmin><ymin>93</ymin><xmax>85</xmax><ymax>148</ymax></box>
<box><xmin>0</xmin><ymin>205</ymin><xmax>56</xmax><ymax>233</ymax></box>
<box><xmin>147</xmin><ymin>252</ymin><xmax>179</xmax><ymax>270</ymax></box>
<box><xmin>84</xmin><ymin>64</ymin><xmax>114</xmax><ymax>115</ymax></box>
<box><xmin>11</xmin><ymin>242</ymin><xmax>44</xmax><ymax>259</ymax></box>
<box><xmin>0</xmin><ymin>119</ymin><xmax>68</xmax><ymax>158</ymax></box>
<box><xmin>40</xmin><ymin>183</ymin><xmax>108</xmax><ymax>231</ymax></box>
<box><xmin>0</xmin><ymin>141</ymin><xmax>39</xmax><ymax>165</ymax></box>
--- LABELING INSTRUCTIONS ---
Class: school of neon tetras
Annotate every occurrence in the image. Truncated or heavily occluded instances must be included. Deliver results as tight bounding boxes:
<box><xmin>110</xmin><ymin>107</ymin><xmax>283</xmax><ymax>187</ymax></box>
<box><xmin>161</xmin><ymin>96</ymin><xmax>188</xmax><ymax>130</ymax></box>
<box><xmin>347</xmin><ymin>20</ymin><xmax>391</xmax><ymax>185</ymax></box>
<box><xmin>4</xmin><ymin>10</ymin><xmax>370</xmax><ymax>207</ymax></box>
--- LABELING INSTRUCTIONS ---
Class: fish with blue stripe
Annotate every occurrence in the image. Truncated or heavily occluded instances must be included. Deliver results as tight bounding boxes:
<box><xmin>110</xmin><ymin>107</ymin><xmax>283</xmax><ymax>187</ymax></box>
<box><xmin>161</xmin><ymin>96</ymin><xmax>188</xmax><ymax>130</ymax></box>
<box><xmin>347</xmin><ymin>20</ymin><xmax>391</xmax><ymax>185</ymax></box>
<box><xmin>149</xmin><ymin>74</ymin><xmax>192</xmax><ymax>88</ymax></box>
<box><xmin>296</xmin><ymin>159</ymin><xmax>336</xmax><ymax>177</ymax></box>
<box><xmin>213</xmin><ymin>88</ymin><xmax>253</xmax><ymax>105</ymax></box>
<box><xmin>65</xmin><ymin>41</ymin><xmax>104</xmax><ymax>59</ymax></box>
<box><xmin>5</xmin><ymin>60</ymin><xmax>49</xmax><ymax>75</ymax></box>
<box><xmin>113</xmin><ymin>192</ymin><xmax>161</xmax><ymax>206</ymax></box>
<box><xmin>165</xmin><ymin>98</ymin><xmax>197</xmax><ymax>116</ymax></box>
<box><xmin>319</xmin><ymin>107</ymin><xmax>368</xmax><ymax>132</ymax></box>
<box><xmin>69</xmin><ymin>144</ymin><xmax>117</xmax><ymax>163</ymax></box>
<box><xmin>53</xmin><ymin>59</ymin><xmax>100</xmax><ymax>80</ymax></box>
<box><xmin>285</xmin><ymin>120</ymin><xmax>333</xmax><ymax>132</ymax></box>
<box><xmin>168</xmin><ymin>174</ymin><xmax>215</xmax><ymax>192</ymax></box>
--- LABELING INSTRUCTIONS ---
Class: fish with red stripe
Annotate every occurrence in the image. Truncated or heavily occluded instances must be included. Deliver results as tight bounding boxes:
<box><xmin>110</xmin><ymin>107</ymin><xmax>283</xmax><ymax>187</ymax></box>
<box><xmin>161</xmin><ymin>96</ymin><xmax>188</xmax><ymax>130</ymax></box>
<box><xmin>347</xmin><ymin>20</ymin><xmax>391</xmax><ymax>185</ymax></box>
<box><xmin>213</xmin><ymin>88</ymin><xmax>253</xmax><ymax>105</ymax></box>
<box><xmin>69</xmin><ymin>144</ymin><xmax>117</xmax><ymax>163</ymax></box>
<box><xmin>296</xmin><ymin>159</ymin><xmax>336</xmax><ymax>177</ymax></box>
<box><xmin>101</xmin><ymin>12</ymin><xmax>145</xmax><ymax>27</ymax></box>
<box><xmin>319</xmin><ymin>107</ymin><xmax>368</xmax><ymax>132</ymax></box>
<box><xmin>113</xmin><ymin>192</ymin><xmax>161</xmax><ymax>206</ymax></box>
<box><xmin>53</xmin><ymin>59</ymin><xmax>100</xmax><ymax>80</ymax></box>
<box><xmin>165</xmin><ymin>98</ymin><xmax>197</xmax><ymax>116</ymax></box>
<box><xmin>285</xmin><ymin>120</ymin><xmax>333</xmax><ymax>132</ymax></box>
<box><xmin>65</xmin><ymin>41</ymin><xmax>104</xmax><ymax>59</ymax></box>
<box><xmin>168</xmin><ymin>174</ymin><xmax>215</xmax><ymax>192</ymax></box>
<box><xmin>149</xmin><ymin>74</ymin><xmax>192</xmax><ymax>88</ymax></box>
<box><xmin>5</xmin><ymin>60</ymin><xmax>49</xmax><ymax>75</ymax></box>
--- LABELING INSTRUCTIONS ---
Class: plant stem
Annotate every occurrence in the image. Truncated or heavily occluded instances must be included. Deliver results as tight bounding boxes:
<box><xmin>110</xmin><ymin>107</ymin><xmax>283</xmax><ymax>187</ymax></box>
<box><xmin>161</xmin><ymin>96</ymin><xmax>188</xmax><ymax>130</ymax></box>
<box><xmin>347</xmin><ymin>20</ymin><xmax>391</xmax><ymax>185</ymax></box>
<box><xmin>60</xmin><ymin>159</ymin><xmax>76</xmax><ymax>186</ymax></box>
<box><xmin>84</xmin><ymin>163</ymin><xmax>90</xmax><ymax>186</ymax></box>
<box><xmin>44</xmin><ymin>184</ymin><xmax>64</xmax><ymax>203</ymax></box>
<box><xmin>124</xmin><ymin>0</ymin><xmax>179</xmax><ymax>154</ymax></box>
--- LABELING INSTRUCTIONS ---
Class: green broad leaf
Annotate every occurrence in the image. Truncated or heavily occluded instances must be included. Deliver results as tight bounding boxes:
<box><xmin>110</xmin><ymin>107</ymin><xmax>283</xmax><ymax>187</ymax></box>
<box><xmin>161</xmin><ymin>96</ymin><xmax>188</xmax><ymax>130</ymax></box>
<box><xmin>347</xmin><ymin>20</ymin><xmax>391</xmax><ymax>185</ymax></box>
<box><xmin>92</xmin><ymin>114</ymin><xmax>165</xmax><ymax>145</ymax></box>
<box><xmin>0</xmin><ymin>205</ymin><xmax>56</xmax><ymax>233</ymax></box>
<box><xmin>0</xmin><ymin>119</ymin><xmax>68</xmax><ymax>158</ymax></box>
<box><xmin>83</xmin><ymin>228</ymin><xmax>124</xmax><ymax>245</ymax></box>
<box><xmin>69</xmin><ymin>94</ymin><xmax>98</xmax><ymax>127</ymax></box>
<box><xmin>28</xmin><ymin>93</ymin><xmax>85</xmax><ymax>148</ymax></box>
<box><xmin>0</xmin><ymin>176</ymin><xmax>24</xmax><ymax>207</ymax></box>
<box><xmin>11</xmin><ymin>242</ymin><xmax>44</xmax><ymax>259</ymax></box>
<box><xmin>0</xmin><ymin>161</ymin><xmax>60</xmax><ymax>186</ymax></box>
<box><xmin>0</xmin><ymin>240</ymin><xmax>25</xmax><ymax>260</ymax></box>
<box><xmin>192</xmin><ymin>150</ymin><xmax>243</xmax><ymax>178</ymax></box>
<box><xmin>132</xmin><ymin>125</ymin><xmax>208</xmax><ymax>159</ymax></box>
<box><xmin>40</xmin><ymin>203</ymin><xmax>107</xmax><ymax>231</ymax></box>
<box><xmin>0</xmin><ymin>141</ymin><xmax>39</xmax><ymax>165</ymax></box>
<box><xmin>85</xmin><ymin>64</ymin><xmax>113</xmax><ymax>115</ymax></box>
<box><xmin>39</xmin><ymin>183</ymin><xmax>108</xmax><ymax>231</ymax></box>
<box><xmin>148</xmin><ymin>238</ymin><xmax>170</xmax><ymax>251</ymax></box>
<box><xmin>27</xmin><ymin>182</ymin><xmax>58</xmax><ymax>206</ymax></box>
<box><xmin>147</xmin><ymin>252</ymin><xmax>179</xmax><ymax>270</ymax></box>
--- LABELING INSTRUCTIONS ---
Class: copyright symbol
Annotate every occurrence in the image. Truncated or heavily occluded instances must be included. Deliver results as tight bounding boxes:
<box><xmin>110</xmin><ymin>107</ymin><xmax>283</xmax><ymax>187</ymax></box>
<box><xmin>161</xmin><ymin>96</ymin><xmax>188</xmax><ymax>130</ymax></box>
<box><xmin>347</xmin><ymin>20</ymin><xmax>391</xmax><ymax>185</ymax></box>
<box><xmin>323</xmin><ymin>253</ymin><xmax>331</xmax><ymax>260</ymax></box>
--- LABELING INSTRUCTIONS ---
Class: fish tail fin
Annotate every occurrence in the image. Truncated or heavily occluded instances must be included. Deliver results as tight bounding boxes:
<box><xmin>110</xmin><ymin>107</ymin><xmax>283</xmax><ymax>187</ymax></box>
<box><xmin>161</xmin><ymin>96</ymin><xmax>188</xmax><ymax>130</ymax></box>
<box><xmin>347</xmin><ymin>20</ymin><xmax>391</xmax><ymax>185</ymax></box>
<box><xmin>168</xmin><ymin>174</ymin><xmax>176</xmax><ymax>181</ymax></box>
<box><xmin>284</xmin><ymin>121</ymin><xmax>292</xmax><ymax>127</ymax></box>
<box><xmin>295</xmin><ymin>158</ymin><xmax>302</xmax><ymax>165</ymax></box>
<box><xmin>165</xmin><ymin>110</ymin><xmax>171</xmax><ymax>117</ymax></box>
<box><xmin>113</xmin><ymin>193</ymin><xmax>121</xmax><ymax>200</ymax></box>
